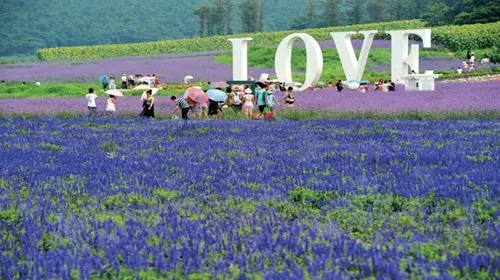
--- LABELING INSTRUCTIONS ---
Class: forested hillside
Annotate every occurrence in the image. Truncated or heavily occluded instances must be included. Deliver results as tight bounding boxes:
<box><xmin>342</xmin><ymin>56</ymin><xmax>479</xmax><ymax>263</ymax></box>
<box><xmin>1</xmin><ymin>0</ymin><xmax>498</xmax><ymax>56</ymax></box>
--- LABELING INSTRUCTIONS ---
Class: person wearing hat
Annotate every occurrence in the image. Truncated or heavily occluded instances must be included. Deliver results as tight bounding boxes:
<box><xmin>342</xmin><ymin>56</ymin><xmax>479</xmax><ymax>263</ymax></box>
<box><xmin>242</xmin><ymin>88</ymin><xmax>254</xmax><ymax>119</ymax></box>
<box><xmin>266</xmin><ymin>89</ymin><xmax>280</xmax><ymax>114</ymax></box>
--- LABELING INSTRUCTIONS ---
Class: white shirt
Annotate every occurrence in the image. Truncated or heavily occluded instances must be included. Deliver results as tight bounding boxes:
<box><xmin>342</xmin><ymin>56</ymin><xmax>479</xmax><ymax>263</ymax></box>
<box><xmin>85</xmin><ymin>93</ymin><xmax>97</xmax><ymax>107</ymax></box>
<box><xmin>382</xmin><ymin>83</ymin><xmax>389</xmax><ymax>92</ymax></box>
<box><xmin>106</xmin><ymin>98</ymin><xmax>116</xmax><ymax>112</ymax></box>
<box><xmin>121</xmin><ymin>75</ymin><xmax>127</xmax><ymax>82</ymax></box>
<box><xmin>457</xmin><ymin>68</ymin><xmax>463</xmax><ymax>74</ymax></box>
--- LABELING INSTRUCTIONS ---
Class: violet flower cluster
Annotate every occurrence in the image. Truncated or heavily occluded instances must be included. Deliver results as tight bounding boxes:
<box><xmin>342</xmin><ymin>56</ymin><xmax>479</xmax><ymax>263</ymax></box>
<box><xmin>0</xmin><ymin>118</ymin><xmax>498</xmax><ymax>279</ymax></box>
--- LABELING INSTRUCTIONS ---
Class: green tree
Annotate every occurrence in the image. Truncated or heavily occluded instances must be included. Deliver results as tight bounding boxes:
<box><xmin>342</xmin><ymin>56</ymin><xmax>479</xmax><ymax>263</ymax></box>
<box><xmin>347</xmin><ymin>0</ymin><xmax>366</xmax><ymax>24</ymax></box>
<box><xmin>421</xmin><ymin>2</ymin><xmax>451</xmax><ymax>26</ymax></box>
<box><xmin>389</xmin><ymin>0</ymin><xmax>412</xmax><ymax>20</ymax></box>
<box><xmin>240</xmin><ymin>0</ymin><xmax>262</xmax><ymax>33</ymax></box>
<box><xmin>367</xmin><ymin>0</ymin><xmax>391</xmax><ymax>23</ymax></box>
<box><xmin>320</xmin><ymin>0</ymin><xmax>341</xmax><ymax>27</ymax></box>
<box><xmin>225</xmin><ymin>0</ymin><xmax>233</xmax><ymax>35</ymax></box>
<box><xmin>453</xmin><ymin>0</ymin><xmax>500</xmax><ymax>24</ymax></box>
<box><xmin>290</xmin><ymin>0</ymin><xmax>320</xmax><ymax>29</ymax></box>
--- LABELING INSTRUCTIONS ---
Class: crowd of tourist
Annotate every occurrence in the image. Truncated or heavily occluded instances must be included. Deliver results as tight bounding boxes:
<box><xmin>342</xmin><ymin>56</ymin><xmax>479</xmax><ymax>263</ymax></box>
<box><xmin>85</xmin><ymin>80</ymin><xmax>301</xmax><ymax>120</ymax></box>
<box><xmin>86</xmin><ymin>75</ymin><xmax>404</xmax><ymax>120</ymax></box>
<box><xmin>168</xmin><ymin>81</ymin><xmax>294</xmax><ymax>120</ymax></box>
<box><xmin>100</xmin><ymin>74</ymin><xmax>161</xmax><ymax>90</ymax></box>
<box><xmin>457</xmin><ymin>49</ymin><xmax>490</xmax><ymax>74</ymax></box>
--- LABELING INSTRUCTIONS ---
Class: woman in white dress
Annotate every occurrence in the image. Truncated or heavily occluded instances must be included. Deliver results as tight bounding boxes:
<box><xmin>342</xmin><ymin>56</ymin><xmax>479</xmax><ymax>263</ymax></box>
<box><xmin>106</xmin><ymin>95</ymin><xmax>117</xmax><ymax>115</ymax></box>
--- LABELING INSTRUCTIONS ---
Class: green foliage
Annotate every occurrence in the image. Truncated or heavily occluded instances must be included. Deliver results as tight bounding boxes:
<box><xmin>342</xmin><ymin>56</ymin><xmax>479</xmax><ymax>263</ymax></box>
<box><xmin>41</xmin><ymin>142</ymin><xmax>63</xmax><ymax>152</ymax></box>
<box><xmin>485</xmin><ymin>46</ymin><xmax>500</xmax><ymax>63</ymax></box>
<box><xmin>0</xmin><ymin>82</ymin><xmax>99</xmax><ymax>99</ymax></box>
<box><xmin>2</xmin><ymin>0</ymin><xmax>498</xmax><ymax>57</ymax></box>
<box><xmin>100</xmin><ymin>140</ymin><xmax>120</xmax><ymax>154</ymax></box>
<box><xmin>3</xmin><ymin>109</ymin><xmax>499</xmax><ymax>121</ymax></box>
<box><xmin>0</xmin><ymin>0</ymin><xmax>202</xmax><ymax>57</ymax></box>
<box><xmin>0</xmin><ymin>82</ymin><xmax>184</xmax><ymax>99</ymax></box>
<box><xmin>422</xmin><ymin>0</ymin><xmax>500</xmax><ymax>27</ymax></box>
<box><xmin>431</xmin><ymin>22</ymin><xmax>500</xmax><ymax>51</ymax></box>
<box><xmin>1</xmin><ymin>0</ymin><xmax>325</xmax><ymax>56</ymax></box>
<box><xmin>421</xmin><ymin>3</ymin><xmax>450</xmax><ymax>26</ymax></box>
<box><xmin>289</xmin><ymin>186</ymin><xmax>339</xmax><ymax>209</ymax></box>
<box><xmin>0</xmin><ymin>208</ymin><xmax>21</xmax><ymax>223</ymax></box>
<box><xmin>452</xmin><ymin>0</ymin><xmax>500</xmax><ymax>25</ymax></box>
<box><xmin>153</xmin><ymin>188</ymin><xmax>181</xmax><ymax>202</ymax></box>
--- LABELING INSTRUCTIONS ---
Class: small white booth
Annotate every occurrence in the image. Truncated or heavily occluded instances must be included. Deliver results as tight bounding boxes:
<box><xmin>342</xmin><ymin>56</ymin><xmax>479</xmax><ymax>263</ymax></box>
<box><xmin>401</xmin><ymin>71</ymin><xmax>440</xmax><ymax>91</ymax></box>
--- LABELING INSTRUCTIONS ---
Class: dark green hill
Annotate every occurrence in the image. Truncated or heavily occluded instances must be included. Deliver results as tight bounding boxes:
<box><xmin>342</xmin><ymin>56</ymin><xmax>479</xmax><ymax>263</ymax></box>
<box><xmin>1</xmin><ymin>0</ymin><xmax>498</xmax><ymax>56</ymax></box>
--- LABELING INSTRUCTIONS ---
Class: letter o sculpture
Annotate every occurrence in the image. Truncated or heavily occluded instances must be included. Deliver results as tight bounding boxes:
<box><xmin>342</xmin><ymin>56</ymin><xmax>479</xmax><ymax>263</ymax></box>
<box><xmin>274</xmin><ymin>33</ymin><xmax>323</xmax><ymax>91</ymax></box>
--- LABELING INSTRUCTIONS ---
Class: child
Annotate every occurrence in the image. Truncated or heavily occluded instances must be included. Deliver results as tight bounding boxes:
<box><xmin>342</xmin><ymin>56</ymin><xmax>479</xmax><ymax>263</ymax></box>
<box><xmin>106</xmin><ymin>95</ymin><xmax>116</xmax><ymax>115</ymax></box>
<box><xmin>85</xmin><ymin>88</ymin><xmax>98</xmax><ymax>115</ymax></box>
<box><xmin>109</xmin><ymin>77</ymin><xmax>116</xmax><ymax>89</ymax></box>
<box><xmin>266</xmin><ymin>91</ymin><xmax>279</xmax><ymax>113</ymax></box>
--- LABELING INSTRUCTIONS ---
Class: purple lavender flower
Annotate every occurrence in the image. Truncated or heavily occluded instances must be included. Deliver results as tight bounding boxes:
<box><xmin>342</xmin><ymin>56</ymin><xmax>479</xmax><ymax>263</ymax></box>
<box><xmin>0</xmin><ymin>54</ymin><xmax>275</xmax><ymax>84</ymax></box>
<box><xmin>1</xmin><ymin>81</ymin><xmax>498</xmax><ymax>113</ymax></box>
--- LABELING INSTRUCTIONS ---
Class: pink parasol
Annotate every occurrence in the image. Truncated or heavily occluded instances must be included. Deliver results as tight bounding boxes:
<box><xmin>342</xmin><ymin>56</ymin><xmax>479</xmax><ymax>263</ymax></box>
<box><xmin>212</xmin><ymin>81</ymin><xmax>228</xmax><ymax>88</ymax></box>
<box><xmin>183</xmin><ymin>87</ymin><xmax>208</xmax><ymax>104</ymax></box>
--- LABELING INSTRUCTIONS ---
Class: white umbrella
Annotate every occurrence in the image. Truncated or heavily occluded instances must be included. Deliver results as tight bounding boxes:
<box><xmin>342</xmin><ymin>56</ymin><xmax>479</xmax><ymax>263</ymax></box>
<box><xmin>140</xmin><ymin>88</ymin><xmax>159</xmax><ymax>100</ymax></box>
<box><xmin>134</xmin><ymin>85</ymin><xmax>152</xmax><ymax>90</ymax></box>
<box><xmin>184</xmin><ymin>75</ymin><xmax>194</xmax><ymax>84</ymax></box>
<box><xmin>105</xmin><ymin>89</ymin><xmax>124</xmax><ymax>97</ymax></box>
<box><xmin>348</xmin><ymin>82</ymin><xmax>360</xmax><ymax>90</ymax></box>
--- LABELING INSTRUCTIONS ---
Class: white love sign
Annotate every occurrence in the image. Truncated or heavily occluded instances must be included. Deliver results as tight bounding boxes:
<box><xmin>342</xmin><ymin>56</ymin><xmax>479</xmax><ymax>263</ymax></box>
<box><xmin>228</xmin><ymin>29</ymin><xmax>432</xmax><ymax>91</ymax></box>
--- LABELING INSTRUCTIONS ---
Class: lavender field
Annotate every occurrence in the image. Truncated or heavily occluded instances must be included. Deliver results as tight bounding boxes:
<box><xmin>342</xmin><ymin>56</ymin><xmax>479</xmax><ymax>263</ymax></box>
<box><xmin>1</xmin><ymin>81</ymin><xmax>499</xmax><ymax>114</ymax></box>
<box><xmin>0</xmin><ymin>52</ymin><xmax>269</xmax><ymax>83</ymax></box>
<box><xmin>0</xmin><ymin>117</ymin><xmax>498</xmax><ymax>279</ymax></box>
<box><xmin>1</xmin><ymin>40</ymin><xmax>488</xmax><ymax>84</ymax></box>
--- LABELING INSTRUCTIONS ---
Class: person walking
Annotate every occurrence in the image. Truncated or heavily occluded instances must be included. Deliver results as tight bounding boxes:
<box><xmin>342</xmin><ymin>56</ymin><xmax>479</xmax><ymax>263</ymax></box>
<box><xmin>171</xmin><ymin>96</ymin><xmax>191</xmax><ymax>120</ymax></box>
<box><xmin>106</xmin><ymin>95</ymin><xmax>117</xmax><ymax>115</ymax></box>
<box><xmin>254</xmin><ymin>82</ymin><xmax>268</xmax><ymax>119</ymax></box>
<box><xmin>121</xmin><ymin>74</ymin><xmax>128</xmax><ymax>89</ymax></box>
<box><xmin>231</xmin><ymin>89</ymin><xmax>243</xmax><ymax>111</ymax></box>
<box><xmin>266</xmin><ymin>90</ymin><xmax>279</xmax><ymax>114</ymax></box>
<box><xmin>335</xmin><ymin>80</ymin><xmax>343</xmax><ymax>93</ymax></box>
<box><xmin>242</xmin><ymin>88</ymin><xmax>254</xmax><ymax>119</ymax></box>
<box><xmin>141</xmin><ymin>90</ymin><xmax>155</xmax><ymax>118</ymax></box>
<box><xmin>85</xmin><ymin>88</ymin><xmax>98</xmax><ymax>115</ymax></box>
<box><xmin>101</xmin><ymin>76</ymin><xmax>109</xmax><ymax>90</ymax></box>
<box><xmin>109</xmin><ymin>76</ymin><xmax>116</xmax><ymax>89</ymax></box>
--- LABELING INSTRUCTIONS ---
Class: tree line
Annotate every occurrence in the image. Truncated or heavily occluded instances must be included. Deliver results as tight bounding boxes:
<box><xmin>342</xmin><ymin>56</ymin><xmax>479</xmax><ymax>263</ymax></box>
<box><xmin>193</xmin><ymin>0</ymin><xmax>500</xmax><ymax>36</ymax></box>
<box><xmin>193</xmin><ymin>0</ymin><xmax>264</xmax><ymax>36</ymax></box>
<box><xmin>0</xmin><ymin>0</ymin><xmax>498</xmax><ymax>56</ymax></box>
